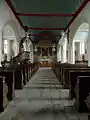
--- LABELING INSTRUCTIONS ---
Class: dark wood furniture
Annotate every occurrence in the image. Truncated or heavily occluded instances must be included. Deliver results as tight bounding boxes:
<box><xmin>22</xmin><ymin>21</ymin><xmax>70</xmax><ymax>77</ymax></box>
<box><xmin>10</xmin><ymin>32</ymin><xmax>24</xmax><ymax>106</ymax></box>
<box><xmin>75</xmin><ymin>76</ymin><xmax>90</xmax><ymax>112</ymax></box>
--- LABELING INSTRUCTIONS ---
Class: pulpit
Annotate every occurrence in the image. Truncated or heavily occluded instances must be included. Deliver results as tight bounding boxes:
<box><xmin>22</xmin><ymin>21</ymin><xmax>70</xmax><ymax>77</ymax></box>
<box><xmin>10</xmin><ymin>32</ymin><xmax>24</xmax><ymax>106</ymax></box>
<box><xmin>10</xmin><ymin>51</ymin><xmax>30</xmax><ymax>64</ymax></box>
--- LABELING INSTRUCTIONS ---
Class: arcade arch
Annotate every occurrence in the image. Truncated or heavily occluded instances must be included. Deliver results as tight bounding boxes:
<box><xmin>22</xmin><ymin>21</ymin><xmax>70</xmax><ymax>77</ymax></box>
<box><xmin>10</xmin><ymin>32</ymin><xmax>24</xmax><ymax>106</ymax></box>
<box><xmin>72</xmin><ymin>23</ymin><xmax>89</xmax><ymax>64</ymax></box>
<box><xmin>2</xmin><ymin>24</ymin><xmax>18</xmax><ymax>61</ymax></box>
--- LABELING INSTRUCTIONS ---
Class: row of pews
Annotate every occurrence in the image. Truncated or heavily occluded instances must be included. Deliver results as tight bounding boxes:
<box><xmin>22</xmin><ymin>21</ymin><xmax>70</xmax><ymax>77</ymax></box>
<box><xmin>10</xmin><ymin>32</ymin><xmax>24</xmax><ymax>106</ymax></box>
<box><xmin>0</xmin><ymin>62</ymin><xmax>39</xmax><ymax>113</ymax></box>
<box><xmin>52</xmin><ymin>62</ymin><xmax>90</xmax><ymax>113</ymax></box>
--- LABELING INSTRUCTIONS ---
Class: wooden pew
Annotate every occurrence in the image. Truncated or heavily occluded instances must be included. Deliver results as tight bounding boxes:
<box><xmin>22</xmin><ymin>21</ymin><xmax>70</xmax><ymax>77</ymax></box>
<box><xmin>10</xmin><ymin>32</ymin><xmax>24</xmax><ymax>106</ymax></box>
<box><xmin>0</xmin><ymin>77</ymin><xmax>4</xmax><ymax>112</ymax></box>
<box><xmin>3</xmin><ymin>77</ymin><xmax>8</xmax><ymax>109</ymax></box>
<box><xmin>0</xmin><ymin>67</ymin><xmax>15</xmax><ymax>113</ymax></box>
<box><xmin>0</xmin><ymin>67</ymin><xmax>15</xmax><ymax>101</ymax></box>
<box><xmin>52</xmin><ymin>62</ymin><xmax>88</xmax><ymax>84</ymax></box>
<box><xmin>14</xmin><ymin>65</ymin><xmax>23</xmax><ymax>89</ymax></box>
<box><xmin>14</xmin><ymin>62</ymin><xmax>39</xmax><ymax>89</ymax></box>
<box><xmin>75</xmin><ymin>76</ymin><xmax>90</xmax><ymax>112</ymax></box>
<box><xmin>0</xmin><ymin>62</ymin><xmax>39</xmax><ymax>113</ymax></box>
<box><xmin>61</xmin><ymin>64</ymin><xmax>88</xmax><ymax>84</ymax></box>
<box><xmin>63</xmin><ymin>68</ymin><xmax>90</xmax><ymax>88</ymax></box>
<box><xmin>52</xmin><ymin>63</ymin><xmax>72</xmax><ymax>83</ymax></box>
<box><xmin>19</xmin><ymin>64</ymin><xmax>28</xmax><ymax>86</ymax></box>
<box><xmin>1</xmin><ymin>64</ymin><xmax>24</xmax><ymax>90</ymax></box>
<box><xmin>0</xmin><ymin>76</ymin><xmax>9</xmax><ymax>111</ymax></box>
<box><xmin>69</xmin><ymin>70</ymin><xmax>90</xmax><ymax>99</ymax></box>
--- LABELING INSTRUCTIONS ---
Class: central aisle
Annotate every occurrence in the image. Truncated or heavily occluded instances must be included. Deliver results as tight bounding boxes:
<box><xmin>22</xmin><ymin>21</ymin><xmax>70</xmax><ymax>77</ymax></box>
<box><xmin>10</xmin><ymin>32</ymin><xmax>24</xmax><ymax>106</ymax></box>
<box><xmin>0</xmin><ymin>68</ymin><xmax>88</xmax><ymax>120</ymax></box>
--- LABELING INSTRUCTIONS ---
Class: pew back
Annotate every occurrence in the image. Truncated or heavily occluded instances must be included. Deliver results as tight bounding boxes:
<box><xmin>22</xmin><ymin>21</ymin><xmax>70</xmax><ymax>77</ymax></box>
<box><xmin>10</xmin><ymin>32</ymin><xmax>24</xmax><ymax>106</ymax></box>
<box><xmin>75</xmin><ymin>76</ymin><xmax>90</xmax><ymax>112</ymax></box>
<box><xmin>52</xmin><ymin>63</ymin><xmax>88</xmax><ymax>84</ymax></box>
<box><xmin>63</xmin><ymin>68</ymin><xmax>90</xmax><ymax>88</ymax></box>
<box><xmin>69</xmin><ymin>70</ymin><xmax>90</xmax><ymax>99</ymax></box>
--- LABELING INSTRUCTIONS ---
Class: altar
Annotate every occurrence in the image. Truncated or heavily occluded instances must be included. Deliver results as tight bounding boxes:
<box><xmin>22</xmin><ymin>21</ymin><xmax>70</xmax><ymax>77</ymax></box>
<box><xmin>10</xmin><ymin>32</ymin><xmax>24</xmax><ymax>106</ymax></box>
<box><xmin>34</xmin><ymin>38</ymin><xmax>57</xmax><ymax>67</ymax></box>
<box><xmin>39</xmin><ymin>57</ymin><xmax>52</xmax><ymax>67</ymax></box>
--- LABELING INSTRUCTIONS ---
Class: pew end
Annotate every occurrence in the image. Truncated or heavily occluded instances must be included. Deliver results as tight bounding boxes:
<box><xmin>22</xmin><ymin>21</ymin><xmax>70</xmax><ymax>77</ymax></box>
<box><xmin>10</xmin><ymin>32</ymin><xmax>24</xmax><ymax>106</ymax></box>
<box><xmin>75</xmin><ymin>76</ymin><xmax>90</xmax><ymax>113</ymax></box>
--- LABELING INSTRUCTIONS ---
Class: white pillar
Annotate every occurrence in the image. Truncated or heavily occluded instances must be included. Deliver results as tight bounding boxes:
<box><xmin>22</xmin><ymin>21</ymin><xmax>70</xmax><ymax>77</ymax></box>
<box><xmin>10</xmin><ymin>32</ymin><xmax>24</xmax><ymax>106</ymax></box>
<box><xmin>61</xmin><ymin>46</ymin><xmax>63</xmax><ymax>63</ymax></box>
<box><xmin>7</xmin><ymin>40</ymin><xmax>11</xmax><ymax>61</ymax></box>
<box><xmin>57</xmin><ymin>44</ymin><xmax>59</xmax><ymax>62</ymax></box>
<box><xmin>30</xmin><ymin>44</ymin><xmax>34</xmax><ymax>63</ymax></box>
<box><xmin>0</xmin><ymin>31</ymin><xmax>3</xmax><ymax>66</ymax></box>
<box><xmin>57</xmin><ymin>44</ymin><xmax>61</xmax><ymax>62</ymax></box>
<box><xmin>71</xmin><ymin>41</ymin><xmax>80</xmax><ymax>64</ymax></box>
<box><xmin>77</xmin><ymin>42</ymin><xmax>80</xmax><ymax>61</ymax></box>
<box><xmin>85</xmin><ymin>41</ymin><xmax>87</xmax><ymax>61</ymax></box>
<box><xmin>62</xmin><ymin>40</ymin><xmax>67</xmax><ymax>63</ymax></box>
<box><xmin>71</xmin><ymin>41</ymin><xmax>75</xmax><ymax>64</ymax></box>
<box><xmin>80</xmin><ymin>41</ymin><xmax>85</xmax><ymax>61</ymax></box>
<box><xmin>68</xmin><ymin>40</ymin><xmax>72</xmax><ymax>63</ymax></box>
<box><xmin>80</xmin><ymin>41</ymin><xmax>85</xmax><ymax>54</ymax></box>
<box><xmin>87</xmin><ymin>33</ymin><xmax>90</xmax><ymax>66</ymax></box>
<box><xmin>2</xmin><ymin>37</ymin><xmax>4</xmax><ymax>61</ymax></box>
<box><xmin>13</xmin><ymin>40</ymin><xmax>19</xmax><ymax>56</ymax></box>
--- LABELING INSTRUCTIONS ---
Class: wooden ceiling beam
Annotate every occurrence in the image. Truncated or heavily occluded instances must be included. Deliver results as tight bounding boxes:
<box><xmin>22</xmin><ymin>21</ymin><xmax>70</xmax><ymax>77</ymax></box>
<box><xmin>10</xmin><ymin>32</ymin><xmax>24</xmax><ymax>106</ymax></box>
<box><xmin>28</xmin><ymin>27</ymin><xmax>65</xmax><ymax>30</ymax></box>
<box><xmin>29</xmin><ymin>34</ymin><xmax>61</xmax><ymax>36</ymax></box>
<box><xmin>17</xmin><ymin>13</ymin><xmax>73</xmax><ymax>17</ymax></box>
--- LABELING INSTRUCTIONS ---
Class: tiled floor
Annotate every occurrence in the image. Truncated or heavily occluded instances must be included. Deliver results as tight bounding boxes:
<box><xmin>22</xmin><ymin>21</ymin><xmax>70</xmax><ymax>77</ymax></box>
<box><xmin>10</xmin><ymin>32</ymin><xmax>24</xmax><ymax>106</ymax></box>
<box><xmin>0</xmin><ymin>67</ymin><xmax>89</xmax><ymax>120</ymax></box>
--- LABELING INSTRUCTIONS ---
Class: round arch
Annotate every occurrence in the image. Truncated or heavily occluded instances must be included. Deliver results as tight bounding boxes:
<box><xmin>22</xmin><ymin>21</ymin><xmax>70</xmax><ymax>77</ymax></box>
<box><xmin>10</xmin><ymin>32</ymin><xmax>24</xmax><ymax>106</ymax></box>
<box><xmin>2</xmin><ymin>22</ymin><xmax>19</xmax><ymax>61</ymax></box>
<box><xmin>72</xmin><ymin>22</ymin><xmax>89</xmax><ymax>64</ymax></box>
<box><xmin>69</xmin><ymin>17</ymin><xmax>88</xmax><ymax>44</ymax></box>
<box><xmin>3</xmin><ymin>20</ymin><xmax>21</xmax><ymax>41</ymax></box>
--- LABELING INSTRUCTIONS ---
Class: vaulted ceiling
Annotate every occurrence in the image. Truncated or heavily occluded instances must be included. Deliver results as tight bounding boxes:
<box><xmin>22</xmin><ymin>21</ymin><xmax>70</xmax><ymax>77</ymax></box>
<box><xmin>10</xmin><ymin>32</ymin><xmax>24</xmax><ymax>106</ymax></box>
<box><xmin>5</xmin><ymin>0</ymin><xmax>89</xmax><ymax>41</ymax></box>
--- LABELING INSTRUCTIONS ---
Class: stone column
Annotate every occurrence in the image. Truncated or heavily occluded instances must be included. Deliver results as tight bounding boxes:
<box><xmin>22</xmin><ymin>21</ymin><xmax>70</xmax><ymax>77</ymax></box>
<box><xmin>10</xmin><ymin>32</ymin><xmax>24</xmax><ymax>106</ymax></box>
<box><xmin>30</xmin><ymin>44</ymin><xmax>34</xmax><ymax>63</ymax></box>
<box><xmin>85</xmin><ymin>41</ymin><xmax>87</xmax><ymax>61</ymax></box>
<box><xmin>2</xmin><ymin>37</ymin><xmax>4</xmax><ymax>61</ymax></box>
<box><xmin>57</xmin><ymin>44</ymin><xmax>61</xmax><ymax>62</ymax></box>
<box><xmin>80</xmin><ymin>41</ymin><xmax>85</xmax><ymax>54</ymax></box>
<box><xmin>7</xmin><ymin>40</ymin><xmax>11</xmax><ymax>61</ymax></box>
<box><xmin>61</xmin><ymin>46</ymin><xmax>63</xmax><ymax>63</ymax></box>
<box><xmin>13</xmin><ymin>40</ymin><xmax>19</xmax><ymax>56</ymax></box>
<box><xmin>13</xmin><ymin>40</ymin><xmax>16</xmax><ymax>57</ymax></box>
<box><xmin>87</xmin><ymin>33</ymin><xmax>90</xmax><ymax>66</ymax></box>
<box><xmin>68</xmin><ymin>40</ymin><xmax>72</xmax><ymax>63</ymax></box>
<box><xmin>75</xmin><ymin>42</ymin><xmax>80</xmax><ymax>62</ymax></box>
<box><xmin>0</xmin><ymin>31</ymin><xmax>3</xmax><ymax>66</ymax></box>
<box><xmin>80</xmin><ymin>41</ymin><xmax>85</xmax><ymax>61</ymax></box>
<box><xmin>71</xmin><ymin>41</ymin><xmax>75</xmax><ymax>64</ymax></box>
<box><xmin>62</xmin><ymin>40</ymin><xmax>67</xmax><ymax>63</ymax></box>
<box><xmin>77</xmin><ymin>42</ymin><xmax>80</xmax><ymax>61</ymax></box>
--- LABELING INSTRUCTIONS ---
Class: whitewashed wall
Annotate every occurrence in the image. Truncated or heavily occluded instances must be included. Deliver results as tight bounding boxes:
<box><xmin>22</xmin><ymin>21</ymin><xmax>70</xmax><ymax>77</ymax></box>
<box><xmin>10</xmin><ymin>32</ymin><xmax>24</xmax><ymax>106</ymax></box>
<box><xmin>65</xmin><ymin>2</ymin><xmax>90</xmax><ymax>65</ymax></box>
<box><xmin>0</xmin><ymin>0</ymin><xmax>24</xmax><ymax>64</ymax></box>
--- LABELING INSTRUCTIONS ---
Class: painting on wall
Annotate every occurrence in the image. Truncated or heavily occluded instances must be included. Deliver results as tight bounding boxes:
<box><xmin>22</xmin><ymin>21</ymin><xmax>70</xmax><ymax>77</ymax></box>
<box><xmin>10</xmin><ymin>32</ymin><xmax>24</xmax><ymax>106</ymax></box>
<box><xmin>42</xmin><ymin>48</ymin><xmax>48</xmax><ymax>56</ymax></box>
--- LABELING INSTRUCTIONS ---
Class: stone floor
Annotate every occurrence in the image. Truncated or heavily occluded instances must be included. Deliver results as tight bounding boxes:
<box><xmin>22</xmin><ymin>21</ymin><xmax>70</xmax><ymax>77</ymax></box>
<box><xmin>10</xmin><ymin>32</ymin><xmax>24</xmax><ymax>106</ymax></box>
<box><xmin>0</xmin><ymin>67</ymin><xmax>89</xmax><ymax>120</ymax></box>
